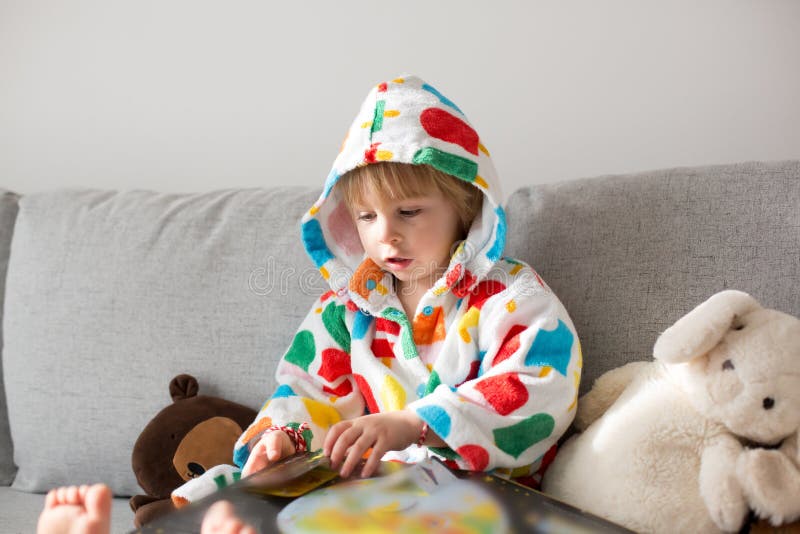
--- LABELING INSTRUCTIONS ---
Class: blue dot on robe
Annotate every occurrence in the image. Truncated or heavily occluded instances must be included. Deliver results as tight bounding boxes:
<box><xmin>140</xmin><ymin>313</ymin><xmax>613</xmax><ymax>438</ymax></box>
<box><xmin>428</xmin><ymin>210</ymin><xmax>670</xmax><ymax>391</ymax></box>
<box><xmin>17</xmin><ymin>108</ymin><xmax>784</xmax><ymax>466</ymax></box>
<box><xmin>302</xmin><ymin>219</ymin><xmax>335</xmax><ymax>267</ymax></box>
<box><xmin>271</xmin><ymin>384</ymin><xmax>296</xmax><ymax>399</ymax></box>
<box><xmin>486</xmin><ymin>207</ymin><xmax>506</xmax><ymax>262</ymax></box>
<box><xmin>416</xmin><ymin>405</ymin><xmax>451</xmax><ymax>439</ymax></box>
<box><xmin>525</xmin><ymin>319</ymin><xmax>574</xmax><ymax>376</ymax></box>
<box><xmin>421</xmin><ymin>83</ymin><xmax>463</xmax><ymax>114</ymax></box>
<box><xmin>352</xmin><ymin>310</ymin><xmax>373</xmax><ymax>340</ymax></box>
<box><xmin>233</xmin><ymin>446</ymin><xmax>249</xmax><ymax>468</ymax></box>
<box><xmin>322</xmin><ymin>168</ymin><xmax>340</xmax><ymax>198</ymax></box>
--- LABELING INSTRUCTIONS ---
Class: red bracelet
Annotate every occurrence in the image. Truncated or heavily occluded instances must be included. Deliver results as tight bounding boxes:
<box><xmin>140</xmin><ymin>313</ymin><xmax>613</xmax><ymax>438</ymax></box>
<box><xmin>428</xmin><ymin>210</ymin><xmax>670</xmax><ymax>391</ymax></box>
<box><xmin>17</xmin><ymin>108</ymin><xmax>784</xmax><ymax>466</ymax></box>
<box><xmin>416</xmin><ymin>422</ymin><xmax>428</xmax><ymax>447</ymax></box>
<box><xmin>266</xmin><ymin>423</ymin><xmax>310</xmax><ymax>452</ymax></box>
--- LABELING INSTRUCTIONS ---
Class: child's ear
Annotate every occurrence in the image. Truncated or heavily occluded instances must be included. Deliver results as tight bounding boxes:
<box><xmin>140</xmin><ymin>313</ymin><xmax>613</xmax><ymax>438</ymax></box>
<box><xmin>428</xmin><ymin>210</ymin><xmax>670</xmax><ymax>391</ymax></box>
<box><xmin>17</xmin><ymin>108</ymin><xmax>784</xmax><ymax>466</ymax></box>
<box><xmin>653</xmin><ymin>290</ymin><xmax>760</xmax><ymax>364</ymax></box>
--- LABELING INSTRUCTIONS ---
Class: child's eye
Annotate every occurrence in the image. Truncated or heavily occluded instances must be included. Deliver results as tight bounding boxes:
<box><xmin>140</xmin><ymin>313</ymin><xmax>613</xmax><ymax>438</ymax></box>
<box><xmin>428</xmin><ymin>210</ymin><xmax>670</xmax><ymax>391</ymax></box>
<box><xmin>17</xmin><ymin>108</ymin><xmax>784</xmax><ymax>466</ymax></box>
<box><xmin>399</xmin><ymin>209</ymin><xmax>422</xmax><ymax>217</ymax></box>
<box><xmin>357</xmin><ymin>213</ymin><xmax>376</xmax><ymax>222</ymax></box>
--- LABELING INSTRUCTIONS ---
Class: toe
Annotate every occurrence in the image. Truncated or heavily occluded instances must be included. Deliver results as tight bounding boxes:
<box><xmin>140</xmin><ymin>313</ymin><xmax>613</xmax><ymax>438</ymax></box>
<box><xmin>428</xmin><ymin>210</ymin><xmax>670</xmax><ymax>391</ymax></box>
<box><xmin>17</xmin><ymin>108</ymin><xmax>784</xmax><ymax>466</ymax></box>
<box><xmin>82</xmin><ymin>484</ymin><xmax>112</xmax><ymax>534</ymax></box>
<box><xmin>65</xmin><ymin>486</ymin><xmax>83</xmax><ymax>505</ymax></box>
<box><xmin>56</xmin><ymin>487</ymin><xmax>69</xmax><ymax>504</ymax></box>
<box><xmin>201</xmin><ymin>501</ymin><xmax>239</xmax><ymax>534</ymax></box>
<box><xmin>85</xmin><ymin>484</ymin><xmax>112</xmax><ymax>519</ymax></box>
<box><xmin>45</xmin><ymin>489</ymin><xmax>58</xmax><ymax>509</ymax></box>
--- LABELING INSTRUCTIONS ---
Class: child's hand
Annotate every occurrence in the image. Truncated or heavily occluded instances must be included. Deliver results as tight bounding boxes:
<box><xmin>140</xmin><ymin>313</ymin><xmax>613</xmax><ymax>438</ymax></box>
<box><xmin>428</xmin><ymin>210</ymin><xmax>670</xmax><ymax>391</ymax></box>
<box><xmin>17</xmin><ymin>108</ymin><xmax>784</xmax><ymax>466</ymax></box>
<box><xmin>323</xmin><ymin>411</ymin><xmax>422</xmax><ymax>479</ymax></box>
<box><xmin>241</xmin><ymin>430</ymin><xmax>295</xmax><ymax>477</ymax></box>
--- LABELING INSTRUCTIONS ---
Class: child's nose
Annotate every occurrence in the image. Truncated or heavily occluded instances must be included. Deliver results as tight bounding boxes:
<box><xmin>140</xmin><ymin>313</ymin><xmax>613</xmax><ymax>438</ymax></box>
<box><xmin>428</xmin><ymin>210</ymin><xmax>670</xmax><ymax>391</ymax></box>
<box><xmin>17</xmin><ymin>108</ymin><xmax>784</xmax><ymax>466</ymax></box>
<box><xmin>378</xmin><ymin>218</ymin><xmax>401</xmax><ymax>244</ymax></box>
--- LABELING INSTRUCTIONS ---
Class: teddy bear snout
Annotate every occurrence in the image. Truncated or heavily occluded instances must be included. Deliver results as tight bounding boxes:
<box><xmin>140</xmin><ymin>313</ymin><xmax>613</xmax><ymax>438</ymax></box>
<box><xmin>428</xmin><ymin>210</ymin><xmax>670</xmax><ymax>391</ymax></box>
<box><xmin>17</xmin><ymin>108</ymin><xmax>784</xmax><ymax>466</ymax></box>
<box><xmin>763</xmin><ymin>397</ymin><xmax>775</xmax><ymax>410</ymax></box>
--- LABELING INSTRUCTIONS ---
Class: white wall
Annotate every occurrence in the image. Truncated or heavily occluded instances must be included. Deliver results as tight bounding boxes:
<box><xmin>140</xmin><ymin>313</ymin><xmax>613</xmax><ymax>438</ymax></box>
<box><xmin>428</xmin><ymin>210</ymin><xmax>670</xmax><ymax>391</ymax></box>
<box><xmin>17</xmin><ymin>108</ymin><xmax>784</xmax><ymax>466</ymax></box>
<box><xmin>1</xmin><ymin>0</ymin><xmax>799</xmax><ymax>198</ymax></box>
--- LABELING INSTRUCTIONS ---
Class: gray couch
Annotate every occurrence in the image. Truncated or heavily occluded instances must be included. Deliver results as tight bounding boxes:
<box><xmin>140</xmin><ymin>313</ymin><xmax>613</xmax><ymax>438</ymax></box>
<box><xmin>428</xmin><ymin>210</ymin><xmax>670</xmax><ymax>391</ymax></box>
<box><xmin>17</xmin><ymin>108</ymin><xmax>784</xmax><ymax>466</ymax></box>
<box><xmin>1</xmin><ymin>160</ymin><xmax>797</xmax><ymax>533</ymax></box>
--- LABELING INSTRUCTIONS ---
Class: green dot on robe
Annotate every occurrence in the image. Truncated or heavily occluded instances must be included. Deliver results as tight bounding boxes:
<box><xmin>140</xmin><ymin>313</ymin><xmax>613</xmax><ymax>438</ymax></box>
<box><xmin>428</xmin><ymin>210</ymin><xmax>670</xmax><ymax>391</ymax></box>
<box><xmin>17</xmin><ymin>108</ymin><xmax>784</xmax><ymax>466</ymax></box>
<box><xmin>371</xmin><ymin>99</ymin><xmax>385</xmax><ymax>135</ymax></box>
<box><xmin>493</xmin><ymin>413</ymin><xmax>555</xmax><ymax>459</ymax></box>
<box><xmin>412</xmin><ymin>147</ymin><xmax>478</xmax><ymax>183</ymax></box>
<box><xmin>428</xmin><ymin>446</ymin><xmax>459</xmax><ymax>461</ymax></box>
<box><xmin>425</xmin><ymin>370</ymin><xmax>441</xmax><ymax>395</ymax></box>
<box><xmin>286</xmin><ymin>422</ymin><xmax>314</xmax><ymax>447</ymax></box>
<box><xmin>400</xmin><ymin>327</ymin><xmax>418</xmax><ymax>359</ymax></box>
<box><xmin>322</xmin><ymin>301</ymin><xmax>351</xmax><ymax>353</ymax></box>
<box><xmin>284</xmin><ymin>330</ymin><xmax>316</xmax><ymax>372</ymax></box>
<box><xmin>381</xmin><ymin>307</ymin><xmax>417</xmax><ymax>359</ymax></box>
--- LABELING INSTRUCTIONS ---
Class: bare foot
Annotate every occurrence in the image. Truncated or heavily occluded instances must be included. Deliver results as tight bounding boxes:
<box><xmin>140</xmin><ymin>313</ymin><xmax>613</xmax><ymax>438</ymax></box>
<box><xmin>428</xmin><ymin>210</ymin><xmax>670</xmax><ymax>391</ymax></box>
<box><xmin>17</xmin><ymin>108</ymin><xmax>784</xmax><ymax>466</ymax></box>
<box><xmin>37</xmin><ymin>484</ymin><xmax>112</xmax><ymax>534</ymax></box>
<box><xmin>201</xmin><ymin>500</ymin><xmax>257</xmax><ymax>534</ymax></box>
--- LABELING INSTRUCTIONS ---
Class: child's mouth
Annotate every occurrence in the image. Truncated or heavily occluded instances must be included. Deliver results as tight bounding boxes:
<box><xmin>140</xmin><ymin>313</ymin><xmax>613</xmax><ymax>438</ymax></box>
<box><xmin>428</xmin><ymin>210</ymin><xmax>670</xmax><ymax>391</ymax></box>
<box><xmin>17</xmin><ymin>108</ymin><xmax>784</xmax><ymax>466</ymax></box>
<box><xmin>385</xmin><ymin>257</ymin><xmax>413</xmax><ymax>270</ymax></box>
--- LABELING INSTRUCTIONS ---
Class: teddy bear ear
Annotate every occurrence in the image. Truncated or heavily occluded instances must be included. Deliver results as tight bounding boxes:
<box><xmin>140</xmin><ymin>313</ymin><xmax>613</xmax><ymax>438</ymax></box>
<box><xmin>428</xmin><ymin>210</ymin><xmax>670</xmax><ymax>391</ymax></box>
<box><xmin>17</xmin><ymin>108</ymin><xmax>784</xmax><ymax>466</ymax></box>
<box><xmin>653</xmin><ymin>290</ymin><xmax>761</xmax><ymax>364</ymax></box>
<box><xmin>169</xmin><ymin>374</ymin><xmax>200</xmax><ymax>402</ymax></box>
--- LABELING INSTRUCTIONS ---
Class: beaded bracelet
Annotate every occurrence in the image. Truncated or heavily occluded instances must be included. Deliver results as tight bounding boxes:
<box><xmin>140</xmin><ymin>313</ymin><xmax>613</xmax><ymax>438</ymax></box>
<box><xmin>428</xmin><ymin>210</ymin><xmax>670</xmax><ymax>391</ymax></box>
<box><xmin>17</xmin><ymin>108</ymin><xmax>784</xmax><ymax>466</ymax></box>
<box><xmin>416</xmin><ymin>422</ymin><xmax>428</xmax><ymax>447</ymax></box>
<box><xmin>266</xmin><ymin>423</ymin><xmax>310</xmax><ymax>453</ymax></box>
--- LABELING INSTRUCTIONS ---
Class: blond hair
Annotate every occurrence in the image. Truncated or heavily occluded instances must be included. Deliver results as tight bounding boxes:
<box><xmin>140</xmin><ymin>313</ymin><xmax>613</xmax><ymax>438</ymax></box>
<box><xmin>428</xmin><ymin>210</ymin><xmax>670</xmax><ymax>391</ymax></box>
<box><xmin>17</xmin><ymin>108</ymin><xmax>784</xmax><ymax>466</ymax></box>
<box><xmin>335</xmin><ymin>163</ymin><xmax>483</xmax><ymax>237</ymax></box>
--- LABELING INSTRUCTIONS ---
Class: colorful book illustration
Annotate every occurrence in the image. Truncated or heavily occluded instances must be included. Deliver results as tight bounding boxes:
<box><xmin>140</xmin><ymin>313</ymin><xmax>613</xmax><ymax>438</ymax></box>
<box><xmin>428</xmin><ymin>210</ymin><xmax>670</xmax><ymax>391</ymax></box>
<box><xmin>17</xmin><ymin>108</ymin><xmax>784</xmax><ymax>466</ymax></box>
<box><xmin>276</xmin><ymin>458</ymin><xmax>510</xmax><ymax>534</ymax></box>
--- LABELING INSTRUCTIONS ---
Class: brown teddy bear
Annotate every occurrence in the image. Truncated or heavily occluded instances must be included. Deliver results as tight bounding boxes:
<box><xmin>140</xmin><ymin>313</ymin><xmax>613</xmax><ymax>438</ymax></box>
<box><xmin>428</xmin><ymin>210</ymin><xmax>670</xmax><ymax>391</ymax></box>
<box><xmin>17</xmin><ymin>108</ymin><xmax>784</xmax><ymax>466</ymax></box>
<box><xmin>129</xmin><ymin>374</ymin><xmax>257</xmax><ymax>528</ymax></box>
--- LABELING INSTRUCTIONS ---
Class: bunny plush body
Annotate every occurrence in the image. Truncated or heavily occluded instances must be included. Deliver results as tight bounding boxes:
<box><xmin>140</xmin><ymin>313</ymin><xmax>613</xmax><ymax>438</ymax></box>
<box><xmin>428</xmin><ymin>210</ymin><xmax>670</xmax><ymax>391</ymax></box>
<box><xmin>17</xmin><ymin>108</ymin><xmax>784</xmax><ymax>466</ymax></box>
<box><xmin>542</xmin><ymin>290</ymin><xmax>800</xmax><ymax>533</ymax></box>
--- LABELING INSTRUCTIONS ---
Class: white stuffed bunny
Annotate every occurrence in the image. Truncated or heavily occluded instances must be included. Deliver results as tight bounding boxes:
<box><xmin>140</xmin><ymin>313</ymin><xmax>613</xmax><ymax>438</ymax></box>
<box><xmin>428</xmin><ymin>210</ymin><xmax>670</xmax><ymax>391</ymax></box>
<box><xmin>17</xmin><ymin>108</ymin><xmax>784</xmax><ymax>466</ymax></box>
<box><xmin>738</xmin><ymin>425</ymin><xmax>800</xmax><ymax>527</ymax></box>
<box><xmin>542</xmin><ymin>290</ymin><xmax>800</xmax><ymax>533</ymax></box>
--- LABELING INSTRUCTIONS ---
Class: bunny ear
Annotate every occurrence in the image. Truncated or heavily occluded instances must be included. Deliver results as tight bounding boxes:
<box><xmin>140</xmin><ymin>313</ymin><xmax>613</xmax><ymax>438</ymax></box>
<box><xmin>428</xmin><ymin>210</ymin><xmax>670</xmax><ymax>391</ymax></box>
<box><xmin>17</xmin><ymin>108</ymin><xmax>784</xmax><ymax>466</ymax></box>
<box><xmin>653</xmin><ymin>290</ymin><xmax>761</xmax><ymax>364</ymax></box>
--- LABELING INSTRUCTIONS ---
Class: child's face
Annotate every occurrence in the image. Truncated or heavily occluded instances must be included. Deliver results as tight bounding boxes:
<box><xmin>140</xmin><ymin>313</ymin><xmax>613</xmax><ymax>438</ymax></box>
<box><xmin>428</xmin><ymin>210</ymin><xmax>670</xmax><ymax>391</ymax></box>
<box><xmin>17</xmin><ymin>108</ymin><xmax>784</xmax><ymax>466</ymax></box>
<box><xmin>351</xmin><ymin>184</ymin><xmax>462</xmax><ymax>291</ymax></box>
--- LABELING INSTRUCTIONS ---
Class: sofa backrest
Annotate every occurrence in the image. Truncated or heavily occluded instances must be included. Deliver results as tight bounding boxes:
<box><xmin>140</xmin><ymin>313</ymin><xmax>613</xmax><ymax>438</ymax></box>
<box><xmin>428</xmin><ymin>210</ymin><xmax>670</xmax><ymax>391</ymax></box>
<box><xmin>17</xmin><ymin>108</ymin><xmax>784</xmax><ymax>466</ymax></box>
<box><xmin>2</xmin><ymin>188</ymin><xmax>321</xmax><ymax>495</ymax></box>
<box><xmin>0</xmin><ymin>160</ymin><xmax>797</xmax><ymax>496</ymax></box>
<box><xmin>505</xmin><ymin>160</ymin><xmax>800</xmax><ymax>395</ymax></box>
<box><xmin>0</xmin><ymin>190</ymin><xmax>20</xmax><ymax>485</ymax></box>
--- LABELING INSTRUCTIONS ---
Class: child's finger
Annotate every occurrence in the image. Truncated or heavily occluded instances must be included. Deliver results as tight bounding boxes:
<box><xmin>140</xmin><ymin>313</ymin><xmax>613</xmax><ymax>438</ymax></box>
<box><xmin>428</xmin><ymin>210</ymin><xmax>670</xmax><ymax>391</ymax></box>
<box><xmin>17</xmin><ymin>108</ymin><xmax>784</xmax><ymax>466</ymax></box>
<box><xmin>329</xmin><ymin>425</ymin><xmax>363</xmax><ymax>469</ymax></box>
<box><xmin>325</xmin><ymin>422</ymin><xmax>350</xmax><ymax>463</ymax></box>
<box><xmin>242</xmin><ymin>440</ymin><xmax>268</xmax><ymax>477</ymax></box>
<box><xmin>323</xmin><ymin>421</ymin><xmax>349</xmax><ymax>456</ymax></box>
<box><xmin>360</xmin><ymin>442</ymin><xmax>385</xmax><ymax>478</ymax></box>
<box><xmin>265</xmin><ymin>432</ymin><xmax>286</xmax><ymax>461</ymax></box>
<box><xmin>283</xmin><ymin>432</ymin><xmax>297</xmax><ymax>456</ymax></box>
<box><xmin>340</xmin><ymin>435</ymin><xmax>371</xmax><ymax>478</ymax></box>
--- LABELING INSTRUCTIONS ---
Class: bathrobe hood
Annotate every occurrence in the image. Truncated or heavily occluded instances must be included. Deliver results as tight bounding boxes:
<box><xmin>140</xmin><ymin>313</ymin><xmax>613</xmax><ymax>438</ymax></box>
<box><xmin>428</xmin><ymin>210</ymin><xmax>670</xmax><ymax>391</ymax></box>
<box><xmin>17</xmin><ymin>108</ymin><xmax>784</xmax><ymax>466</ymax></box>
<box><xmin>301</xmin><ymin>75</ymin><xmax>506</xmax><ymax>316</ymax></box>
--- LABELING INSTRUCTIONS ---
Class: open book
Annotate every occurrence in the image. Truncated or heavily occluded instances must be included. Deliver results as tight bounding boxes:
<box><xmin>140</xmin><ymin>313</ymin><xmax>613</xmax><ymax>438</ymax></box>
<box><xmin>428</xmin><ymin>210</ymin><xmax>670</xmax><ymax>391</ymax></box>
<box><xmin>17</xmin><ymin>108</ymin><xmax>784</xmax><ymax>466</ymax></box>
<box><xmin>241</xmin><ymin>452</ymin><xmax>630</xmax><ymax>533</ymax></box>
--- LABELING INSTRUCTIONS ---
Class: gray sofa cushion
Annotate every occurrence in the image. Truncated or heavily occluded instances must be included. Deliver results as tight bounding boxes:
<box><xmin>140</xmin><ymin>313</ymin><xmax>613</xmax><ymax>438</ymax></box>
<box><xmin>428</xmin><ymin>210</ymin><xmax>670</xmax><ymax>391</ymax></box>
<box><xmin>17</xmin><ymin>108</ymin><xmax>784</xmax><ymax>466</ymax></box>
<box><xmin>3</xmin><ymin>188</ymin><xmax>321</xmax><ymax>495</ymax></box>
<box><xmin>0</xmin><ymin>190</ymin><xmax>20</xmax><ymax>486</ymax></box>
<box><xmin>505</xmin><ymin>160</ymin><xmax>800</xmax><ymax>395</ymax></box>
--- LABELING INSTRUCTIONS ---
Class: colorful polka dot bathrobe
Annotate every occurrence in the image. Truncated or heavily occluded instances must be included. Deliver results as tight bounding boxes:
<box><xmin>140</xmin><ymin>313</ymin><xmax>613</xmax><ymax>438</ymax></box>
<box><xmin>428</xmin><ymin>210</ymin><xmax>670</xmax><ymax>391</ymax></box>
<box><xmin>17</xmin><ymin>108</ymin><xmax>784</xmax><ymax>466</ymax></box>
<box><xmin>173</xmin><ymin>75</ymin><xmax>581</xmax><ymax>504</ymax></box>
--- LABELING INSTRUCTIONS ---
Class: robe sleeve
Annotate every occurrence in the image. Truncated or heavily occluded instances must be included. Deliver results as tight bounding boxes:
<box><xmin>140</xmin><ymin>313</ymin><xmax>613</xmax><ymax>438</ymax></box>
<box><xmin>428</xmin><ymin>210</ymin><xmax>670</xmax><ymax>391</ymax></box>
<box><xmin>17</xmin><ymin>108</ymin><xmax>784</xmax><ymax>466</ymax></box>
<box><xmin>407</xmin><ymin>265</ymin><xmax>581</xmax><ymax>472</ymax></box>
<box><xmin>233</xmin><ymin>291</ymin><xmax>364</xmax><ymax>467</ymax></box>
